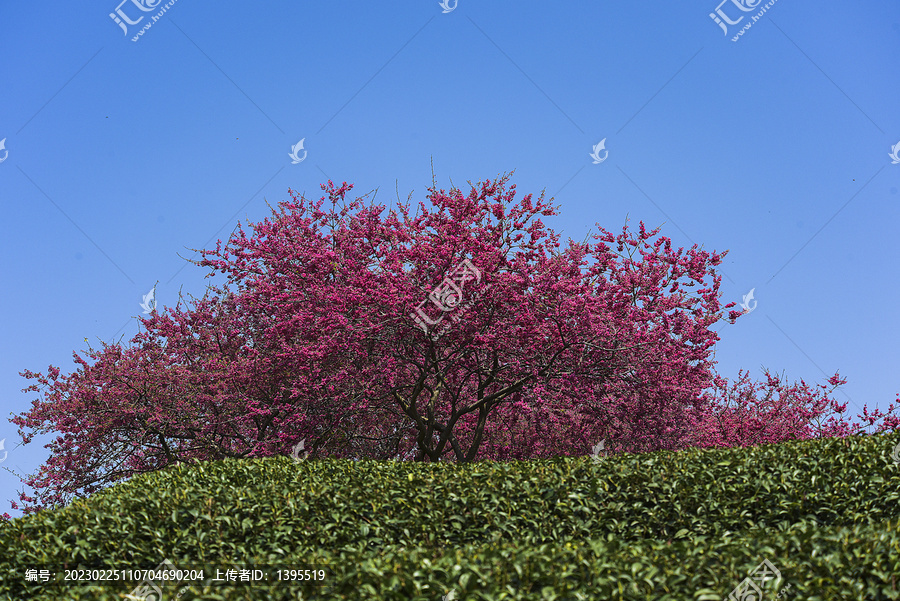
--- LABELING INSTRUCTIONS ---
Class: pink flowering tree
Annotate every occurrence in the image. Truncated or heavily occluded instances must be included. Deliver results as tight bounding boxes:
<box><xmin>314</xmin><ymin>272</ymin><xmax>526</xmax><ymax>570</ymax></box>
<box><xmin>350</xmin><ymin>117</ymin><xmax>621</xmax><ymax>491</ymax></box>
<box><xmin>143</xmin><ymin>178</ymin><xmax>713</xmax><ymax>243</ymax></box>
<box><xmin>6</xmin><ymin>172</ymin><xmax>898</xmax><ymax>517</ymax></box>
<box><xmin>188</xmin><ymin>173</ymin><xmax>740</xmax><ymax>463</ymax></box>
<box><xmin>688</xmin><ymin>369</ymin><xmax>900</xmax><ymax>449</ymax></box>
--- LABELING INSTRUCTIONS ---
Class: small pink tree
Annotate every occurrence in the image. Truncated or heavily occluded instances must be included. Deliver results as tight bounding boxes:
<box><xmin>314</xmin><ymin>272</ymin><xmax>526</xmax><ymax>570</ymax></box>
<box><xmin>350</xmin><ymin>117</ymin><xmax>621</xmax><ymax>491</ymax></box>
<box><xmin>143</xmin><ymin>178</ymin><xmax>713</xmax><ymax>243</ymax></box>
<box><xmin>688</xmin><ymin>369</ymin><xmax>900</xmax><ymax>449</ymax></box>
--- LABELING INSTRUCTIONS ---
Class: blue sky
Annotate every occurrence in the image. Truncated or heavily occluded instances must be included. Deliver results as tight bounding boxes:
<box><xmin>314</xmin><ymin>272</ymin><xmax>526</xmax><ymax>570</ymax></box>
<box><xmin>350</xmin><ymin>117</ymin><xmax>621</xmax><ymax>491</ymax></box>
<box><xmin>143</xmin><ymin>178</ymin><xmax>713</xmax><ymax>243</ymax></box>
<box><xmin>1</xmin><ymin>2</ymin><xmax>898</xmax><ymax>518</ymax></box>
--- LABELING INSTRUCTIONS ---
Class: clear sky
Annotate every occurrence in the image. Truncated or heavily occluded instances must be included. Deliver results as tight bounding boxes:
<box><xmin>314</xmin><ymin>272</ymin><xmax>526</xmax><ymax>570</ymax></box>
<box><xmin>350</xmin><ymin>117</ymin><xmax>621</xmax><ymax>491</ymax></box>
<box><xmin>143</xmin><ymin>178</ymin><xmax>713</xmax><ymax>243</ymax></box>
<box><xmin>1</xmin><ymin>2</ymin><xmax>898</xmax><ymax>518</ymax></box>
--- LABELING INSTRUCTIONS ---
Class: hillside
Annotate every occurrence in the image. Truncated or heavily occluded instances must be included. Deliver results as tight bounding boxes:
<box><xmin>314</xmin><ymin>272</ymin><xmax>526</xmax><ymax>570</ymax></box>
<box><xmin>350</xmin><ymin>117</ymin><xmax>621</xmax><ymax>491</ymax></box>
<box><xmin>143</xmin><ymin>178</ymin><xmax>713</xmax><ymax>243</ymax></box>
<box><xmin>2</xmin><ymin>434</ymin><xmax>899</xmax><ymax>600</ymax></box>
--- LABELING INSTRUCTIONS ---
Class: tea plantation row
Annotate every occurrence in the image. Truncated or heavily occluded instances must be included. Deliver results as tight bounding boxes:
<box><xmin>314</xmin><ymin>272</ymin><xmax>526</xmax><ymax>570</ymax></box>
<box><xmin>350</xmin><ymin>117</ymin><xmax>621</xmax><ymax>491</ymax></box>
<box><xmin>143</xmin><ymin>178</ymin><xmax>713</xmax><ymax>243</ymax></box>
<box><xmin>1</xmin><ymin>434</ymin><xmax>898</xmax><ymax>599</ymax></box>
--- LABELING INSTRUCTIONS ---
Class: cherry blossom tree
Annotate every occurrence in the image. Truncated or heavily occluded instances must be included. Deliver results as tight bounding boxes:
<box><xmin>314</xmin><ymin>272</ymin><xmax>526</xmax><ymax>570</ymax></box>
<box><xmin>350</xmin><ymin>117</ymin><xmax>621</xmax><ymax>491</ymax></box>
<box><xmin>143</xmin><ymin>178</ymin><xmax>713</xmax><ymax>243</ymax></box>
<box><xmin>7</xmin><ymin>172</ymin><xmax>897</xmax><ymax>517</ymax></box>
<box><xmin>689</xmin><ymin>369</ymin><xmax>899</xmax><ymax>449</ymax></box>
